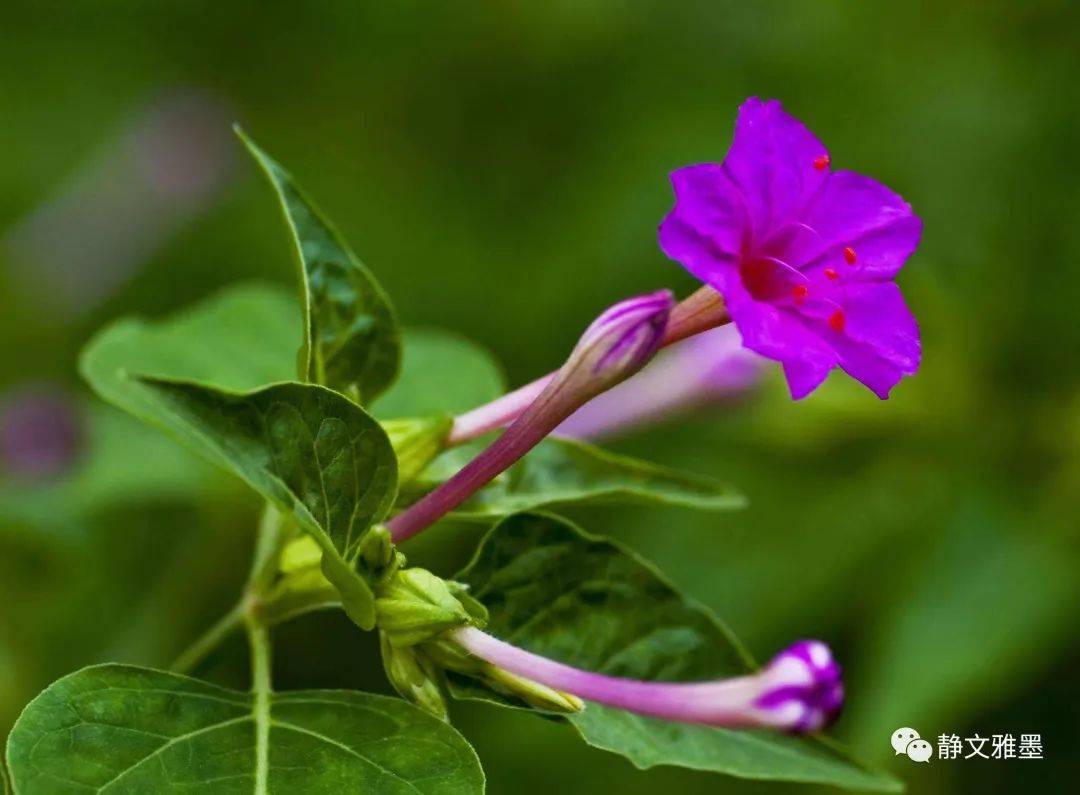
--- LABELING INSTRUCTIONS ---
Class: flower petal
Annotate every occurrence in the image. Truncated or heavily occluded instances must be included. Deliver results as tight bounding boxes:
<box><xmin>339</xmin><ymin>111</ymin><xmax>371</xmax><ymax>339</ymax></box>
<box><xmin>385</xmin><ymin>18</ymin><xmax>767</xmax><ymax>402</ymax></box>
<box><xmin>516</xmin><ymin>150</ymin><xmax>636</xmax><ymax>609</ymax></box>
<box><xmin>831</xmin><ymin>281</ymin><xmax>921</xmax><ymax>398</ymax></box>
<box><xmin>722</xmin><ymin>98</ymin><xmax>830</xmax><ymax>236</ymax></box>
<box><xmin>658</xmin><ymin>163</ymin><xmax>747</xmax><ymax>291</ymax></box>
<box><xmin>658</xmin><ymin>206</ymin><xmax>740</xmax><ymax>289</ymax></box>
<box><xmin>727</xmin><ymin>295</ymin><xmax>839</xmax><ymax>400</ymax></box>
<box><xmin>792</xmin><ymin>171</ymin><xmax>921</xmax><ymax>280</ymax></box>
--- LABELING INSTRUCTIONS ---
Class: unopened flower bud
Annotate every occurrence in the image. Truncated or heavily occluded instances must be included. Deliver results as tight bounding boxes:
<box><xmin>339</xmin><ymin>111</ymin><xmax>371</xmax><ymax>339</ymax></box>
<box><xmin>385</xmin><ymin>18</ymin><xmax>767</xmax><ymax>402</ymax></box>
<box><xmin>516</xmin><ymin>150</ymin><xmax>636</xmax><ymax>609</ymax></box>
<box><xmin>375</xmin><ymin>568</ymin><xmax>474</xmax><ymax>647</ymax></box>
<box><xmin>379</xmin><ymin>632</ymin><xmax>448</xmax><ymax>720</ymax></box>
<box><xmin>555</xmin><ymin>325</ymin><xmax>764</xmax><ymax>440</ymax></box>
<box><xmin>750</xmin><ymin>640</ymin><xmax>844</xmax><ymax>732</ymax></box>
<box><xmin>558</xmin><ymin>290</ymin><xmax>674</xmax><ymax>403</ymax></box>
<box><xmin>447</xmin><ymin>286</ymin><xmax>727</xmax><ymax>446</ymax></box>
<box><xmin>357</xmin><ymin>525</ymin><xmax>404</xmax><ymax>583</ymax></box>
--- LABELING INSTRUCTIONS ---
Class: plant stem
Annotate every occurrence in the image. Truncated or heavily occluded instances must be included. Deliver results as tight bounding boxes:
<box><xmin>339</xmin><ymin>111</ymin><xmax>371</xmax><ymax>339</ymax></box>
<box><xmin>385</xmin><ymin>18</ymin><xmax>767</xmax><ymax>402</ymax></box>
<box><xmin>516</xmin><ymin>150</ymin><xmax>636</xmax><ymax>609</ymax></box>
<box><xmin>387</xmin><ymin>384</ymin><xmax>576</xmax><ymax>541</ymax></box>
<box><xmin>171</xmin><ymin>504</ymin><xmax>286</xmax><ymax>675</ymax></box>
<box><xmin>171</xmin><ymin>600</ymin><xmax>247</xmax><ymax>675</ymax></box>
<box><xmin>246</xmin><ymin>614</ymin><xmax>272</xmax><ymax>795</ymax></box>
<box><xmin>246</xmin><ymin>504</ymin><xmax>288</xmax><ymax>592</ymax></box>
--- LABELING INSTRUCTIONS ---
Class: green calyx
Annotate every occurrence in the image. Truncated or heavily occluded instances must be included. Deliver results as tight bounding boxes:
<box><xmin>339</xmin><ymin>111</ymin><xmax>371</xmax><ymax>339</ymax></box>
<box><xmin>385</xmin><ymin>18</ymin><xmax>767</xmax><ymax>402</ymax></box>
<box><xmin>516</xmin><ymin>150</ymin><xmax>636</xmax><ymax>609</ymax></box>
<box><xmin>372</xmin><ymin>564</ymin><xmax>491</xmax><ymax>718</ymax></box>
<box><xmin>375</xmin><ymin>567</ymin><xmax>483</xmax><ymax>648</ymax></box>
<box><xmin>420</xmin><ymin>636</ymin><xmax>583</xmax><ymax>715</ymax></box>
<box><xmin>480</xmin><ymin>666</ymin><xmax>584</xmax><ymax>714</ymax></box>
<box><xmin>380</xmin><ymin>632</ymin><xmax>449</xmax><ymax>720</ymax></box>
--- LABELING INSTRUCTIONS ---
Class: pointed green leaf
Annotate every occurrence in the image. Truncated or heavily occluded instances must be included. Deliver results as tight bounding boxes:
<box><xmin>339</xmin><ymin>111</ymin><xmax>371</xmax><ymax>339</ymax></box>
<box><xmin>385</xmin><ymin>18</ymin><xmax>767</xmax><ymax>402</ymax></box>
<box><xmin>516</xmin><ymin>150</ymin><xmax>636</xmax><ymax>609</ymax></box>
<box><xmin>411</xmin><ymin>437</ymin><xmax>745</xmax><ymax>518</ymax></box>
<box><xmin>452</xmin><ymin>513</ymin><xmax>900</xmax><ymax>793</ymax></box>
<box><xmin>6</xmin><ymin>664</ymin><xmax>483</xmax><ymax>794</ymax></box>
<box><xmin>126</xmin><ymin>378</ymin><xmax>397</xmax><ymax>628</ymax></box>
<box><xmin>237</xmin><ymin>129</ymin><xmax>400</xmax><ymax>404</ymax></box>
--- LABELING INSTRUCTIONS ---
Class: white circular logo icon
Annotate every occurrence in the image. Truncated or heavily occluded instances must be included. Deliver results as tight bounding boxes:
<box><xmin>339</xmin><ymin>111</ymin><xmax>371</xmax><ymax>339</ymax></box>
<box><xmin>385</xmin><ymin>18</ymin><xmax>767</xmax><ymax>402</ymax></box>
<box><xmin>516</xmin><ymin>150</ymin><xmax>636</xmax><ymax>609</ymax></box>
<box><xmin>891</xmin><ymin>727</ymin><xmax>931</xmax><ymax>762</ymax></box>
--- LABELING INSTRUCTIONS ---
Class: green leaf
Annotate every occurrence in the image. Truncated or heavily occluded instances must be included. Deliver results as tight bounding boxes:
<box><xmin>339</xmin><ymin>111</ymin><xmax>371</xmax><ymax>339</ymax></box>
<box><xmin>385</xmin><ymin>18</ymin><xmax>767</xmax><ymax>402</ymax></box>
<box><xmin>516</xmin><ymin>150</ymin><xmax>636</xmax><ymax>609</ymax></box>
<box><xmin>5</xmin><ymin>664</ymin><xmax>483</xmax><ymax>794</ymax></box>
<box><xmin>416</xmin><ymin>437</ymin><xmax>745</xmax><ymax>519</ymax></box>
<box><xmin>452</xmin><ymin>513</ymin><xmax>900</xmax><ymax>793</ymax></box>
<box><xmin>125</xmin><ymin>378</ymin><xmax>397</xmax><ymax>629</ymax></box>
<box><xmin>78</xmin><ymin>285</ymin><xmax>400</xmax><ymax>627</ymax></box>
<box><xmin>237</xmin><ymin>129</ymin><xmax>401</xmax><ymax>404</ymax></box>
<box><xmin>374</xmin><ymin>329</ymin><xmax>505</xmax><ymax>419</ymax></box>
<box><xmin>79</xmin><ymin>283</ymin><xmax>298</xmax><ymax>400</ymax></box>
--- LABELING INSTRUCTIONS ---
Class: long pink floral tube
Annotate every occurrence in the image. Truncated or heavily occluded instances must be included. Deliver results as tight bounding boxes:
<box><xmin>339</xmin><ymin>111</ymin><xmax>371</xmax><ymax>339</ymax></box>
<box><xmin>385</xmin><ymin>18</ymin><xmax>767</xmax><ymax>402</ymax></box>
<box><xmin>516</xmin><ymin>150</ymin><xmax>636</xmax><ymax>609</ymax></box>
<box><xmin>453</xmin><ymin>626</ymin><xmax>844</xmax><ymax>732</ymax></box>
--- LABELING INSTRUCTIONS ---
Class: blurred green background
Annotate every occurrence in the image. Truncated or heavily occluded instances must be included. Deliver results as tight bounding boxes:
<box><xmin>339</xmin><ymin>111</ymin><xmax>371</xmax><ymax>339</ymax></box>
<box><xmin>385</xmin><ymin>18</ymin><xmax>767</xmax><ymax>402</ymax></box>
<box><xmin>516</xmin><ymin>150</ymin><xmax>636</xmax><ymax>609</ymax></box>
<box><xmin>2</xmin><ymin>1</ymin><xmax>1078</xmax><ymax>792</ymax></box>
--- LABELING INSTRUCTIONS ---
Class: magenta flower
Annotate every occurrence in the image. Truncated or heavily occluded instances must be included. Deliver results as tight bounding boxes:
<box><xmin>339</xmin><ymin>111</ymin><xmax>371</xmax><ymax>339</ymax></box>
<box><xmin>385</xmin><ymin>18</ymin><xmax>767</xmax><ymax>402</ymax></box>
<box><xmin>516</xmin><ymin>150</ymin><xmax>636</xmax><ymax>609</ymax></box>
<box><xmin>454</xmin><ymin>627</ymin><xmax>843</xmax><ymax>733</ymax></box>
<box><xmin>659</xmin><ymin>97</ymin><xmax>921</xmax><ymax>399</ymax></box>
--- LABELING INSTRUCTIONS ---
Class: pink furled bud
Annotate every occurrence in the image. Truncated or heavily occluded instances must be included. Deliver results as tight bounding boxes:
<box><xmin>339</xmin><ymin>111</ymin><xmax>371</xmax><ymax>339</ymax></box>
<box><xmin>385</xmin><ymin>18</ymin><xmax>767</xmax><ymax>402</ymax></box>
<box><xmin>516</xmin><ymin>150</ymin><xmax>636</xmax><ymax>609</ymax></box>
<box><xmin>564</xmin><ymin>290</ymin><xmax>674</xmax><ymax>396</ymax></box>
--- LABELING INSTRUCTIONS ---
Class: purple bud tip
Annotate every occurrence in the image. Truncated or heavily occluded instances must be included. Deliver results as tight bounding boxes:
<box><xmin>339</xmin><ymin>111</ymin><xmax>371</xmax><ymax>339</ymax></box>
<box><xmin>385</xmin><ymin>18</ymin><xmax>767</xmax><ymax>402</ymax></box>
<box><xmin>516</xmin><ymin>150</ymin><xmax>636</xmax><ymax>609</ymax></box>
<box><xmin>754</xmin><ymin>640</ymin><xmax>844</xmax><ymax>732</ymax></box>
<box><xmin>572</xmin><ymin>290</ymin><xmax>674</xmax><ymax>382</ymax></box>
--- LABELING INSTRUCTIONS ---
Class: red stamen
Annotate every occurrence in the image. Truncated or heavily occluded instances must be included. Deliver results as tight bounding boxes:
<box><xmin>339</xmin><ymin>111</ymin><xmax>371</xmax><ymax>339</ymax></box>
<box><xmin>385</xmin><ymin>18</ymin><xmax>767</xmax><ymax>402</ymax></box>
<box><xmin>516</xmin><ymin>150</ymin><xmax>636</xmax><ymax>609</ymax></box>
<box><xmin>812</xmin><ymin>154</ymin><xmax>830</xmax><ymax>171</ymax></box>
<box><xmin>843</xmin><ymin>246</ymin><xmax>857</xmax><ymax>265</ymax></box>
<box><xmin>828</xmin><ymin>309</ymin><xmax>846</xmax><ymax>332</ymax></box>
<box><xmin>824</xmin><ymin>267</ymin><xmax>839</xmax><ymax>281</ymax></box>
<box><xmin>791</xmin><ymin>284</ymin><xmax>809</xmax><ymax>305</ymax></box>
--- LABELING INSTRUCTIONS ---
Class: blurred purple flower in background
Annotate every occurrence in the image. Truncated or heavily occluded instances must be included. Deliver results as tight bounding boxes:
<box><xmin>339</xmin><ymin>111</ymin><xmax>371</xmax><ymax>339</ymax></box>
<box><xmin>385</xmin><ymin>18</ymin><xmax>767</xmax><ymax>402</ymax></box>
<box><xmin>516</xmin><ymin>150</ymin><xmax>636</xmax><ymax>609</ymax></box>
<box><xmin>555</xmin><ymin>324</ymin><xmax>764</xmax><ymax>440</ymax></box>
<box><xmin>659</xmin><ymin>97</ymin><xmax>922</xmax><ymax>399</ymax></box>
<box><xmin>0</xmin><ymin>385</ymin><xmax>83</xmax><ymax>481</ymax></box>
